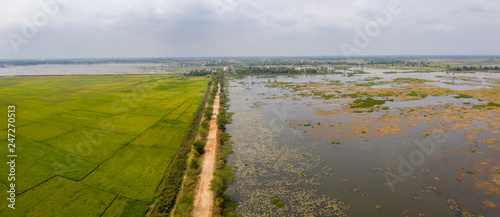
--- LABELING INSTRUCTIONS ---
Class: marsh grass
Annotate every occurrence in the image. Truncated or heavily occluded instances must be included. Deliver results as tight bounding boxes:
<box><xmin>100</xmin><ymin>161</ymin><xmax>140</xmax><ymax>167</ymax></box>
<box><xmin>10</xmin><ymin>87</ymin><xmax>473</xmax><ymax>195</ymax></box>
<box><xmin>350</xmin><ymin>97</ymin><xmax>391</xmax><ymax>108</ymax></box>
<box><xmin>454</xmin><ymin>93</ymin><xmax>474</xmax><ymax>99</ymax></box>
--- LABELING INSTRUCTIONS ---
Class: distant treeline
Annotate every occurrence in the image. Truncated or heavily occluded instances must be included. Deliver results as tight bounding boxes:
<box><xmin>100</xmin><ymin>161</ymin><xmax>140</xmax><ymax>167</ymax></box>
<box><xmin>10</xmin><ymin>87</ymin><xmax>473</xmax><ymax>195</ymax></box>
<box><xmin>188</xmin><ymin>69</ymin><xmax>213</xmax><ymax>76</ymax></box>
<box><xmin>0</xmin><ymin>58</ymin><xmax>183</xmax><ymax>66</ymax></box>
<box><xmin>365</xmin><ymin>60</ymin><xmax>430</xmax><ymax>67</ymax></box>
<box><xmin>448</xmin><ymin>65</ymin><xmax>500</xmax><ymax>71</ymax></box>
<box><xmin>236</xmin><ymin>66</ymin><xmax>318</xmax><ymax>74</ymax></box>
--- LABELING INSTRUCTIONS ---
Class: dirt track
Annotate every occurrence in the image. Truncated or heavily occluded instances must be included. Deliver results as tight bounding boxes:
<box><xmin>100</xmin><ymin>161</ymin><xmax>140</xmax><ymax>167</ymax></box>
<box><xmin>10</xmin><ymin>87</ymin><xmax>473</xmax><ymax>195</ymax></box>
<box><xmin>191</xmin><ymin>84</ymin><xmax>220</xmax><ymax>217</ymax></box>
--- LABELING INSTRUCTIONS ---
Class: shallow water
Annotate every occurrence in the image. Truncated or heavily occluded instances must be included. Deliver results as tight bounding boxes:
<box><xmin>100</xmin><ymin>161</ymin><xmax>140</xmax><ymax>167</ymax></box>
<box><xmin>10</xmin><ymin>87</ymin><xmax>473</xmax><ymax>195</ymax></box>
<box><xmin>385</xmin><ymin>95</ymin><xmax>488</xmax><ymax>109</ymax></box>
<box><xmin>225</xmin><ymin>73</ymin><xmax>499</xmax><ymax>216</ymax></box>
<box><xmin>0</xmin><ymin>63</ymin><xmax>175</xmax><ymax>76</ymax></box>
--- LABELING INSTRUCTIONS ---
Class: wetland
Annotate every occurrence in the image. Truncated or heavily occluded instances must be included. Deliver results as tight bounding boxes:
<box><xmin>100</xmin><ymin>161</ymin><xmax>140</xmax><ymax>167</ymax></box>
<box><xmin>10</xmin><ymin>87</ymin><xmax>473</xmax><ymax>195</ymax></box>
<box><xmin>224</xmin><ymin>70</ymin><xmax>500</xmax><ymax>216</ymax></box>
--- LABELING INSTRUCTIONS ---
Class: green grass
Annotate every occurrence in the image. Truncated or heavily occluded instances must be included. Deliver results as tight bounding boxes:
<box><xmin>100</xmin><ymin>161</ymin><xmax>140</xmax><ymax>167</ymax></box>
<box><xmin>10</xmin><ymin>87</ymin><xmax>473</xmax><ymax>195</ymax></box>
<box><xmin>0</xmin><ymin>74</ymin><xmax>208</xmax><ymax>216</ymax></box>
<box><xmin>93</xmin><ymin>114</ymin><xmax>160</xmax><ymax>136</ymax></box>
<box><xmin>406</xmin><ymin>92</ymin><xmax>428</xmax><ymax>99</ymax></box>
<box><xmin>0</xmin><ymin>177</ymin><xmax>116</xmax><ymax>217</ymax></box>
<box><xmin>82</xmin><ymin>145</ymin><xmax>178</xmax><ymax>202</ymax></box>
<box><xmin>392</xmin><ymin>78</ymin><xmax>429</xmax><ymax>84</ymax></box>
<box><xmin>378</xmin><ymin>92</ymin><xmax>394</xmax><ymax>97</ymax></box>
<box><xmin>342</xmin><ymin>92</ymin><xmax>361</xmax><ymax>98</ymax></box>
<box><xmin>102</xmin><ymin>197</ymin><xmax>150</xmax><ymax>217</ymax></box>
<box><xmin>0</xmin><ymin>135</ymin><xmax>97</xmax><ymax>193</ymax></box>
<box><xmin>42</xmin><ymin>127</ymin><xmax>136</xmax><ymax>164</ymax></box>
<box><xmin>271</xmin><ymin>198</ymin><xmax>285</xmax><ymax>208</ymax></box>
<box><xmin>454</xmin><ymin>93</ymin><xmax>474</xmax><ymax>99</ymax></box>
<box><xmin>473</xmin><ymin>102</ymin><xmax>500</xmax><ymax>109</ymax></box>
<box><xmin>17</xmin><ymin>120</ymin><xmax>76</xmax><ymax>141</ymax></box>
<box><xmin>350</xmin><ymin>97</ymin><xmax>391</xmax><ymax>108</ymax></box>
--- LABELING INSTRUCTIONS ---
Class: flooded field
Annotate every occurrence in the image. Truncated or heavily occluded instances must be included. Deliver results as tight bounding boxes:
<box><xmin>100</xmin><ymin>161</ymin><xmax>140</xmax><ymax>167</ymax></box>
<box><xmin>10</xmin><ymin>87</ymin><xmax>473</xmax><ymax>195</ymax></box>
<box><xmin>0</xmin><ymin>63</ymin><xmax>180</xmax><ymax>76</ymax></box>
<box><xmin>225</xmin><ymin>71</ymin><xmax>500</xmax><ymax>216</ymax></box>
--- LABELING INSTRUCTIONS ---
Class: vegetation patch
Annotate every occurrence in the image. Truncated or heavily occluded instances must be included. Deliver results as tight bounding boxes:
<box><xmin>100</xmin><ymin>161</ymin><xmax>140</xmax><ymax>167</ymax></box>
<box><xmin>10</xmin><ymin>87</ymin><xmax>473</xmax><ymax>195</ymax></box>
<box><xmin>392</xmin><ymin>78</ymin><xmax>429</xmax><ymax>84</ymax></box>
<box><xmin>350</xmin><ymin>97</ymin><xmax>391</xmax><ymax>108</ymax></box>
<box><xmin>194</xmin><ymin>141</ymin><xmax>207</xmax><ymax>154</ymax></box>
<box><xmin>454</xmin><ymin>93</ymin><xmax>474</xmax><ymax>99</ymax></box>
<box><xmin>342</xmin><ymin>92</ymin><xmax>361</xmax><ymax>98</ymax></box>
<box><xmin>406</xmin><ymin>92</ymin><xmax>428</xmax><ymax>99</ymax></box>
<box><xmin>472</xmin><ymin>102</ymin><xmax>500</xmax><ymax>109</ymax></box>
<box><xmin>271</xmin><ymin>198</ymin><xmax>285</xmax><ymax>208</ymax></box>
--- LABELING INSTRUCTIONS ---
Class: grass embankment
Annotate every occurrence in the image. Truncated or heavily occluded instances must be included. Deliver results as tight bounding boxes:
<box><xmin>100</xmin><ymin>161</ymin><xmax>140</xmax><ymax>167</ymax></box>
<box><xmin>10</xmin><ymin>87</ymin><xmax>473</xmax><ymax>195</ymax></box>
<box><xmin>0</xmin><ymin>75</ymin><xmax>208</xmax><ymax>216</ymax></box>
<box><xmin>150</xmin><ymin>77</ymin><xmax>214</xmax><ymax>216</ymax></box>
<box><xmin>210</xmin><ymin>73</ymin><xmax>237</xmax><ymax>217</ymax></box>
<box><xmin>172</xmin><ymin>71</ymin><xmax>237</xmax><ymax>217</ymax></box>
<box><xmin>167</xmin><ymin>72</ymin><xmax>223</xmax><ymax>216</ymax></box>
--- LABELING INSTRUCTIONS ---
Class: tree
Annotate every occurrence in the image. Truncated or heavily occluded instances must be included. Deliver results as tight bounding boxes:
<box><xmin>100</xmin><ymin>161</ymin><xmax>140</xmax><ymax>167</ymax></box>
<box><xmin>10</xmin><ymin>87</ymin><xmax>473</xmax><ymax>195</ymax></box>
<box><xmin>193</xmin><ymin>141</ymin><xmax>206</xmax><ymax>154</ymax></box>
<box><xmin>204</xmin><ymin>107</ymin><xmax>214</xmax><ymax>119</ymax></box>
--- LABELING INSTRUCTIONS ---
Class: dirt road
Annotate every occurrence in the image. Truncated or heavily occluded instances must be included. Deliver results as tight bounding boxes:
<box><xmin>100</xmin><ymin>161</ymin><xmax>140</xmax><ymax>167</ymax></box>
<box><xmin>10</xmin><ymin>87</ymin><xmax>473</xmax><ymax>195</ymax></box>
<box><xmin>191</xmin><ymin>84</ymin><xmax>220</xmax><ymax>217</ymax></box>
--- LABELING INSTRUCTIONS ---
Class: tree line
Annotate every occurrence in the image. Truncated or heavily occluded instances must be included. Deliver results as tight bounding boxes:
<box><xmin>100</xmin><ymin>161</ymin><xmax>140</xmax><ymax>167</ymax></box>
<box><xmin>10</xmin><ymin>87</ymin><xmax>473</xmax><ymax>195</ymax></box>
<box><xmin>236</xmin><ymin>66</ymin><xmax>318</xmax><ymax>74</ymax></box>
<box><xmin>447</xmin><ymin>65</ymin><xmax>500</xmax><ymax>71</ymax></box>
<box><xmin>188</xmin><ymin>69</ymin><xmax>213</xmax><ymax>76</ymax></box>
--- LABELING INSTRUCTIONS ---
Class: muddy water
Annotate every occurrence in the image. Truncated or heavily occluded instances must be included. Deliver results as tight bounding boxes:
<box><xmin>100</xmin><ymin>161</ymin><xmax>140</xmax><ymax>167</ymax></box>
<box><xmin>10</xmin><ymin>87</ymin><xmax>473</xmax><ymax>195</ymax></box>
<box><xmin>225</xmin><ymin>73</ymin><xmax>500</xmax><ymax>216</ymax></box>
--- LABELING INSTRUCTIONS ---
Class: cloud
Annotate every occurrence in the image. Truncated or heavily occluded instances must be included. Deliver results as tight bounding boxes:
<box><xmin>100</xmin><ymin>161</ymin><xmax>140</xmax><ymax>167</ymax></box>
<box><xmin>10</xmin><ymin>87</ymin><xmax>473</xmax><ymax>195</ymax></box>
<box><xmin>0</xmin><ymin>0</ymin><xmax>499</xmax><ymax>58</ymax></box>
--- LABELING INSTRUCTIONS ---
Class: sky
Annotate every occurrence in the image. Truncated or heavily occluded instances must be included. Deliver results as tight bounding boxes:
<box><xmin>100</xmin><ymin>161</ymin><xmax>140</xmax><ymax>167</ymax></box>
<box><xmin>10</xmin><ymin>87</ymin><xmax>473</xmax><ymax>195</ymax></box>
<box><xmin>1</xmin><ymin>0</ymin><xmax>500</xmax><ymax>59</ymax></box>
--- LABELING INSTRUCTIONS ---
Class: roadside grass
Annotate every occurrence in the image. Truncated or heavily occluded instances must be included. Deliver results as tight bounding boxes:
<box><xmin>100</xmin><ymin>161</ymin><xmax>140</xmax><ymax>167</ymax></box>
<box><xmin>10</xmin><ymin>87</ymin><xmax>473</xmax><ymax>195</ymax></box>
<box><xmin>0</xmin><ymin>74</ymin><xmax>209</xmax><ymax>216</ymax></box>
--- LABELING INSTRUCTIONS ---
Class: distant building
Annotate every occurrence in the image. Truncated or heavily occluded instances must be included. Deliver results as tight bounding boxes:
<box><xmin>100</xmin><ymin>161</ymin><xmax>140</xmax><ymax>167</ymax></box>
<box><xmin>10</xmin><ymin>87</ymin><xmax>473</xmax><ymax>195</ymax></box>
<box><xmin>206</xmin><ymin>74</ymin><xmax>211</xmax><ymax>77</ymax></box>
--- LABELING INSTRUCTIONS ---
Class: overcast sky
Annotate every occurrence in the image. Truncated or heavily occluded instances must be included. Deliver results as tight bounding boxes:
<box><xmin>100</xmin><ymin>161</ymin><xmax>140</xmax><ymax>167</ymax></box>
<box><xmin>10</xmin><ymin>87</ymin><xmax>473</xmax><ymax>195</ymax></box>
<box><xmin>1</xmin><ymin>0</ymin><xmax>500</xmax><ymax>59</ymax></box>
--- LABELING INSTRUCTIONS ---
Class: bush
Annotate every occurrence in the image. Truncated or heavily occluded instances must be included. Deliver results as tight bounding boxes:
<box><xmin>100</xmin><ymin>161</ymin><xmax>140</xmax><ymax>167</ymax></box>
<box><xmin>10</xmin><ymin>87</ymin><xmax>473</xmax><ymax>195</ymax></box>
<box><xmin>210</xmin><ymin>165</ymin><xmax>234</xmax><ymax>197</ymax></box>
<box><xmin>276</xmin><ymin>202</ymin><xmax>284</xmax><ymax>208</ymax></box>
<box><xmin>204</xmin><ymin>106</ymin><xmax>214</xmax><ymax>119</ymax></box>
<box><xmin>208</xmin><ymin>96</ymin><xmax>215</xmax><ymax>105</ymax></box>
<box><xmin>199</xmin><ymin>129</ymin><xmax>208</xmax><ymax>139</ymax></box>
<box><xmin>174</xmin><ymin>195</ymin><xmax>195</xmax><ymax>217</ymax></box>
<box><xmin>193</xmin><ymin>141</ymin><xmax>206</xmax><ymax>154</ymax></box>
<box><xmin>190</xmin><ymin>158</ymin><xmax>200</xmax><ymax>169</ymax></box>
<box><xmin>271</xmin><ymin>198</ymin><xmax>284</xmax><ymax>208</ymax></box>
<box><xmin>201</xmin><ymin>121</ymin><xmax>209</xmax><ymax>129</ymax></box>
<box><xmin>270</xmin><ymin>198</ymin><xmax>280</xmax><ymax>205</ymax></box>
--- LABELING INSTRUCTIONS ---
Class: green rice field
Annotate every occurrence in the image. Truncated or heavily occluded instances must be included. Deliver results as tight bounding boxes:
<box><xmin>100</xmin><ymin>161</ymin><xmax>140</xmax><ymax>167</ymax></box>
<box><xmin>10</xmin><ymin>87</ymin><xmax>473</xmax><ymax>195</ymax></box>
<box><xmin>0</xmin><ymin>74</ymin><xmax>209</xmax><ymax>216</ymax></box>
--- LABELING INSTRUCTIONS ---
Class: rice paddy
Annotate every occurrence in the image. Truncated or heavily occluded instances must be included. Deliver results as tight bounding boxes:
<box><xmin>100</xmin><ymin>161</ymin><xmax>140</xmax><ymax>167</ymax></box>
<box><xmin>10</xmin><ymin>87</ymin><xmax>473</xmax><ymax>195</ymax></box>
<box><xmin>0</xmin><ymin>74</ymin><xmax>208</xmax><ymax>216</ymax></box>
